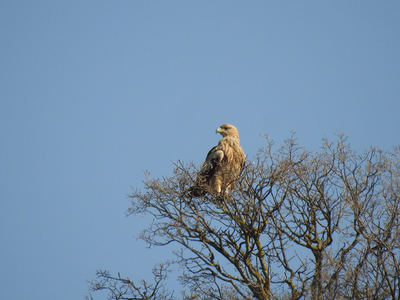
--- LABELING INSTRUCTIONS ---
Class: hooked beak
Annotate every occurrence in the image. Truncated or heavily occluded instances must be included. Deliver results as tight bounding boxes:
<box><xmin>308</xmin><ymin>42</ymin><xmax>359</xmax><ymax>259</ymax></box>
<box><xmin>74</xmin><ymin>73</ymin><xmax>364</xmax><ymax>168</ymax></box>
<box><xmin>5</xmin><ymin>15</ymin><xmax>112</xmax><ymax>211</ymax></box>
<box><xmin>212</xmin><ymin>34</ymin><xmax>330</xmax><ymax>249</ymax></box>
<box><xmin>216</xmin><ymin>127</ymin><xmax>223</xmax><ymax>134</ymax></box>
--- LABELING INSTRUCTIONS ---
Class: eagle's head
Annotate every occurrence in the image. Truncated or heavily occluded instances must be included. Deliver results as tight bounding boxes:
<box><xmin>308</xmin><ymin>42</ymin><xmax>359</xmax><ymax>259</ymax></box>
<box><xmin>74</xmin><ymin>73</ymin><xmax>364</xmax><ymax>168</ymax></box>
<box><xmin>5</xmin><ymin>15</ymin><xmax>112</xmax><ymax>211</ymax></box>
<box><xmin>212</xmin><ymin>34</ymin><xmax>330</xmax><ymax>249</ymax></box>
<box><xmin>216</xmin><ymin>124</ymin><xmax>239</xmax><ymax>138</ymax></box>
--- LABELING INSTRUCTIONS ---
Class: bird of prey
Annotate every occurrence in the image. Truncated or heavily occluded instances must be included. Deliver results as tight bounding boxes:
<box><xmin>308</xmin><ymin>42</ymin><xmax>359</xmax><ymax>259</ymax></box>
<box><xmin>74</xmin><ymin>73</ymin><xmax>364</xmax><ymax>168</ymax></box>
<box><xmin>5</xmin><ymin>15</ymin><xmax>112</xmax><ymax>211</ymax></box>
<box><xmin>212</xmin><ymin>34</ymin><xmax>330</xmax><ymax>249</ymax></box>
<box><xmin>190</xmin><ymin>124</ymin><xmax>245</xmax><ymax>197</ymax></box>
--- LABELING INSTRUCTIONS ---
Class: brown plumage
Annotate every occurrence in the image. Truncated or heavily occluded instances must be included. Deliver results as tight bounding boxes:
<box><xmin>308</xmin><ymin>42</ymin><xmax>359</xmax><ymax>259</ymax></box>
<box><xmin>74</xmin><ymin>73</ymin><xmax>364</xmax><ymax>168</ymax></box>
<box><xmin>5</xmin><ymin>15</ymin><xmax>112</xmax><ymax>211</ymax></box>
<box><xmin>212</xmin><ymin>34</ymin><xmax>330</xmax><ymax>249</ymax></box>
<box><xmin>190</xmin><ymin>124</ymin><xmax>246</xmax><ymax>197</ymax></box>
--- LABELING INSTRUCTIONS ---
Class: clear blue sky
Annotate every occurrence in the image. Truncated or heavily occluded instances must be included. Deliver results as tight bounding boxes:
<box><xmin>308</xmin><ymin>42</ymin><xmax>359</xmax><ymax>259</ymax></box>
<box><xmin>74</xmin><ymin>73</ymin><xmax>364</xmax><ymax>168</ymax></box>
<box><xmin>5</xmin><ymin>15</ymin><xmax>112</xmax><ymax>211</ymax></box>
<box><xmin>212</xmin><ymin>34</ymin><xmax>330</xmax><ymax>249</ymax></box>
<box><xmin>1</xmin><ymin>1</ymin><xmax>399</xmax><ymax>299</ymax></box>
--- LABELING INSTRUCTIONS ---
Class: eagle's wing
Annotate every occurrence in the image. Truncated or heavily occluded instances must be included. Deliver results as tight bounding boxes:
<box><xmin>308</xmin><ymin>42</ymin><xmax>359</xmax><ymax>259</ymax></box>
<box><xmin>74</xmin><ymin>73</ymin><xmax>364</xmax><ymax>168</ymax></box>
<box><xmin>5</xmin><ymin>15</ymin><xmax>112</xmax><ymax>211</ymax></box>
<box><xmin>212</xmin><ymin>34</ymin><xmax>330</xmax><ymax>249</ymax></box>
<box><xmin>199</xmin><ymin>146</ymin><xmax>224</xmax><ymax>178</ymax></box>
<box><xmin>189</xmin><ymin>146</ymin><xmax>224</xmax><ymax>197</ymax></box>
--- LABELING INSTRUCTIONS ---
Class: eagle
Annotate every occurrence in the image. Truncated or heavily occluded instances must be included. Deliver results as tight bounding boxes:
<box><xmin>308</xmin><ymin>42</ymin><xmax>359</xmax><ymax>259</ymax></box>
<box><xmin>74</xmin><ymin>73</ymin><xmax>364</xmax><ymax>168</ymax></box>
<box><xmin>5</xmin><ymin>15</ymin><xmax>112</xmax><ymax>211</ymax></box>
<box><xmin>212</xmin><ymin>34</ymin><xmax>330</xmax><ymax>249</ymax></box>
<box><xmin>190</xmin><ymin>124</ymin><xmax>246</xmax><ymax>197</ymax></box>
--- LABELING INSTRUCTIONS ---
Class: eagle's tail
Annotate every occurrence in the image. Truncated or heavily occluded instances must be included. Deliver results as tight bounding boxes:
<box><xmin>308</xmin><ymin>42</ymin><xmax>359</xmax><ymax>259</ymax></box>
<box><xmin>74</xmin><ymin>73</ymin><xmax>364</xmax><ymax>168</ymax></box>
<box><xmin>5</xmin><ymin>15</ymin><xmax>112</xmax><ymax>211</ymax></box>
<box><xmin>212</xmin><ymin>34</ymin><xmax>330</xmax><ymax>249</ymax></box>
<box><xmin>187</xmin><ymin>184</ymin><xmax>206</xmax><ymax>197</ymax></box>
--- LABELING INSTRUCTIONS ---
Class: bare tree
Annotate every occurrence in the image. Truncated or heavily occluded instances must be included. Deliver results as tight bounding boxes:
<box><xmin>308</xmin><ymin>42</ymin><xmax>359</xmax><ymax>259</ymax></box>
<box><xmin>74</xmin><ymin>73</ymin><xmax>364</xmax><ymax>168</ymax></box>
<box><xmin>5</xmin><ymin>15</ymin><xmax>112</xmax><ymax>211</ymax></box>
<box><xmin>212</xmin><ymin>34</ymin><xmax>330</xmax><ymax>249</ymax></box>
<box><xmin>89</xmin><ymin>136</ymin><xmax>400</xmax><ymax>300</ymax></box>
<box><xmin>88</xmin><ymin>264</ymin><xmax>172</xmax><ymax>300</ymax></box>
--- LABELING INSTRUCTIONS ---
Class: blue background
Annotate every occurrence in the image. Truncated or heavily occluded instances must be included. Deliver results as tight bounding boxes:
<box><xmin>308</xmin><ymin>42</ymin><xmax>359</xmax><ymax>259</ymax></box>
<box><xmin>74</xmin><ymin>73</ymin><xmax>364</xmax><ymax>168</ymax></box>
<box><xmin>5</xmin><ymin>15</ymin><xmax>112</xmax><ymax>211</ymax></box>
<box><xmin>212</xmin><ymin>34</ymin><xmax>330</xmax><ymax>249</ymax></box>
<box><xmin>1</xmin><ymin>1</ymin><xmax>399</xmax><ymax>299</ymax></box>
